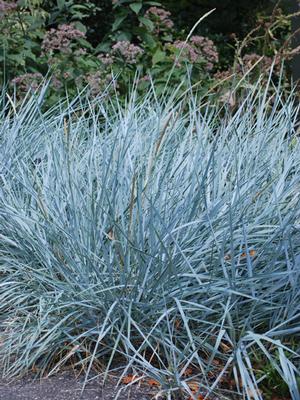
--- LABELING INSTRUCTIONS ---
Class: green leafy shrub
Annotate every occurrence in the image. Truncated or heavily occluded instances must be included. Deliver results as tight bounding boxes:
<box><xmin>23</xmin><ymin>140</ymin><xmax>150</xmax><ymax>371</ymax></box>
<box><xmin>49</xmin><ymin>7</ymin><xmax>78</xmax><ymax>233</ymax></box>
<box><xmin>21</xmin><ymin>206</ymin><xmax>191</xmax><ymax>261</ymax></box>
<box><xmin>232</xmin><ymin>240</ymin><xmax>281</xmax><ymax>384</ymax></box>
<box><xmin>2</xmin><ymin>0</ymin><xmax>297</xmax><ymax>105</ymax></box>
<box><xmin>1</xmin><ymin>0</ymin><xmax>221</xmax><ymax>101</ymax></box>
<box><xmin>0</xmin><ymin>80</ymin><xmax>299</xmax><ymax>399</ymax></box>
<box><xmin>0</xmin><ymin>0</ymin><xmax>46</xmax><ymax>80</ymax></box>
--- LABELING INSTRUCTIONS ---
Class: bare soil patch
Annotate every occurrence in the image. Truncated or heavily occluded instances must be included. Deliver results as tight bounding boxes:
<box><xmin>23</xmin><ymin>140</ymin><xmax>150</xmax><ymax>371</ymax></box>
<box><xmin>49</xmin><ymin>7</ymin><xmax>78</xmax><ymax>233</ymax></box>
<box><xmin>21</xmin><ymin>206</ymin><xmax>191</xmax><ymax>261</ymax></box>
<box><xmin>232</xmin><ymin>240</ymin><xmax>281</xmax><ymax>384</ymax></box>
<box><xmin>0</xmin><ymin>371</ymin><xmax>154</xmax><ymax>400</ymax></box>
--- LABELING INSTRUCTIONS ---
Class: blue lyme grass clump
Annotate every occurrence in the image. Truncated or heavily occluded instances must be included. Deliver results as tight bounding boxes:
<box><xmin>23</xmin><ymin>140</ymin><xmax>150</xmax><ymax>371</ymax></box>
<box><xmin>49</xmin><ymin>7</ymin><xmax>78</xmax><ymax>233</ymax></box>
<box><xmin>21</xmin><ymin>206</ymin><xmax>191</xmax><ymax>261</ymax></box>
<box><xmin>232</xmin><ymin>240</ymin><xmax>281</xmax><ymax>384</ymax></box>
<box><xmin>0</xmin><ymin>83</ymin><xmax>300</xmax><ymax>399</ymax></box>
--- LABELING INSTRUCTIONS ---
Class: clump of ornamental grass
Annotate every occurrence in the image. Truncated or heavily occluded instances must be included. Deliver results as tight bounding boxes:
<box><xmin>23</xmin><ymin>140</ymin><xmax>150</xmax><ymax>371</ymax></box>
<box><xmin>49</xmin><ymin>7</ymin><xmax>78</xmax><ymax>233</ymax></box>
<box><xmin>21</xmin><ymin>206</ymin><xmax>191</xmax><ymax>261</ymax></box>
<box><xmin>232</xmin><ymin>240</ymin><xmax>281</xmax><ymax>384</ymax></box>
<box><xmin>0</xmin><ymin>78</ymin><xmax>299</xmax><ymax>400</ymax></box>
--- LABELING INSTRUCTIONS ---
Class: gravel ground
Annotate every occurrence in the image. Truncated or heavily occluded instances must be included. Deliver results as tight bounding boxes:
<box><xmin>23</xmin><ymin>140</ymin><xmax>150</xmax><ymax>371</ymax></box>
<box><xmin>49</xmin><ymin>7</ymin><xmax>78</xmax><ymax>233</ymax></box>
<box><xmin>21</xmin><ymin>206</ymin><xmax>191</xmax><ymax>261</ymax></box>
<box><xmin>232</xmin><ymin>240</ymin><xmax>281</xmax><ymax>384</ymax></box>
<box><xmin>0</xmin><ymin>372</ymin><xmax>155</xmax><ymax>400</ymax></box>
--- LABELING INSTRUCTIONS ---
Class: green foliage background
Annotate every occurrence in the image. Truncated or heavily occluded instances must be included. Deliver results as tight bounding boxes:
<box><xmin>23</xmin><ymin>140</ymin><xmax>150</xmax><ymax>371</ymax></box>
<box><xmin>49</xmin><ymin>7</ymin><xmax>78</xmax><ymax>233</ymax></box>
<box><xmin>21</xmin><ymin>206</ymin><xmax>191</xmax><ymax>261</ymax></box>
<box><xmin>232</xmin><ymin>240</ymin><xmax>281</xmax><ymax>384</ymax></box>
<box><xmin>0</xmin><ymin>0</ymin><xmax>294</xmax><ymax>104</ymax></box>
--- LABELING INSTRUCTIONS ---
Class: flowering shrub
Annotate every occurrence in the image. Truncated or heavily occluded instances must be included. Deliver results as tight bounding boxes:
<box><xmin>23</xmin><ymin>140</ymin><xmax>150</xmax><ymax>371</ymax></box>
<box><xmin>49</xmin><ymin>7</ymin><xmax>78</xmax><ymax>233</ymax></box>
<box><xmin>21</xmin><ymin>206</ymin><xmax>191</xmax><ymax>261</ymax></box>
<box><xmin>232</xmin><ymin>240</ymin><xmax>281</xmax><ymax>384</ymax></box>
<box><xmin>39</xmin><ymin>23</ymin><xmax>98</xmax><ymax>98</ymax></box>
<box><xmin>0</xmin><ymin>82</ymin><xmax>300</xmax><ymax>400</ymax></box>
<box><xmin>92</xmin><ymin>3</ymin><xmax>221</xmax><ymax>95</ymax></box>
<box><xmin>0</xmin><ymin>0</ymin><xmax>297</xmax><ymax>103</ymax></box>
<box><xmin>0</xmin><ymin>0</ymin><xmax>221</xmax><ymax>101</ymax></box>
<box><xmin>0</xmin><ymin>0</ymin><xmax>45</xmax><ymax>86</ymax></box>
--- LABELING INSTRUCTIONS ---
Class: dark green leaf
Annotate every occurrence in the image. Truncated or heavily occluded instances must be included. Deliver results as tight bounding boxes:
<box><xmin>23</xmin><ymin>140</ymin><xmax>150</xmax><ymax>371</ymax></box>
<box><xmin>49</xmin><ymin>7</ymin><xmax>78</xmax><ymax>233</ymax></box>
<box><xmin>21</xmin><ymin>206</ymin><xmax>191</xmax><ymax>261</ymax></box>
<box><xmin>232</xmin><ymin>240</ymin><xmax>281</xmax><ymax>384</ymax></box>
<box><xmin>77</xmin><ymin>38</ymin><xmax>93</xmax><ymax>49</ymax></box>
<box><xmin>57</xmin><ymin>0</ymin><xmax>65</xmax><ymax>10</ymax></box>
<box><xmin>138</xmin><ymin>16</ymin><xmax>154</xmax><ymax>31</ymax></box>
<box><xmin>152</xmin><ymin>49</ymin><xmax>166</xmax><ymax>65</ymax></box>
<box><xmin>73</xmin><ymin>21</ymin><xmax>87</xmax><ymax>34</ymax></box>
<box><xmin>112</xmin><ymin>13</ymin><xmax>128</xmax><ymax>31</ymax></box>
<box><xmin>136</xmin><ymin>30</ymin><xmax>156</xmax><ymax>48</ymax></box>
<box><xmin>129</xmin><ymin>2</ymin><xmax>143</xmax><ymax>14</ymax></box>
<box><xmin>115</xmin><ymin>31</ymin><xmax>132</xmax><ymax>41</ymax></box>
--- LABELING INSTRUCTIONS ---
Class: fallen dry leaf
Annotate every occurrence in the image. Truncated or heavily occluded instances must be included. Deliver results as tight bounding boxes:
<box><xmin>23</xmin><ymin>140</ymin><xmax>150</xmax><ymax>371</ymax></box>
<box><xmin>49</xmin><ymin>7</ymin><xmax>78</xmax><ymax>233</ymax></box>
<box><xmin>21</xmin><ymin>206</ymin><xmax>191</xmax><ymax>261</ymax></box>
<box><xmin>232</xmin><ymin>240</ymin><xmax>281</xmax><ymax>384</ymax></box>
<box><xmin>187</xmin><ymin>381</ymin><xmax>200</xmax><ymax>392</ymax></box>
<box><xmin>182</xmin><ymin>367</ymin><xmax>193</xmax><ymax>377</ymax></box>
<box><xmin>31</xmin><ymin>365</ymin><xmax>38</xmax><ymax>373</ymax></box>
<box><xmin>174</xmin><ymin>319</ymin><xmax>181</xmax><ymax>329</ymax></box>
<box><xmin>187</xmin><ymin>381</ymin><xmax>204</xmax><ymax>400</ymax></box>
<box><xmin>145</xmin><ymin>378</ymin><xmax>160</xmax><ymax>387</ymax></box>
<box><xmin>122</xmin><ymin>375</ymin><xmax>160</xmax><ymax>387</ymax></box>
<box><xmin>224</xmin><ymin>249</ymin><xmax>256</xmax><ymax>261</ymax></box>
<box><xmin>240</xmin><ymin>249</ymin><xmax>256</xmax><ymax>258</ymax></box>
<box><xmin>220</xmin><ymin>341</ymin><xmax>232</xmax><ymax>353</ymax></box>
<box><xmin>187</xmin><ymin>380</ymin><xmax>204</xmax><ymax>398</ymax></box>
<box><xmin>121</xmin><ymin>374</ymin><xmax>140</xmax><ymax>384</ymax></box>
<box><xmin>107</xmin><ymin>229</ymin><xmax>115</xmax><ymax>241</ymax></box>
<box><xmin>271</xmin><ymin>397</ymin><xmax>290</xmax><ymax>400</ymax></box>
<box><xmin>247</xmin><ymin>388</ymin><xmax>262</xmax><ymax>398</ymax></box>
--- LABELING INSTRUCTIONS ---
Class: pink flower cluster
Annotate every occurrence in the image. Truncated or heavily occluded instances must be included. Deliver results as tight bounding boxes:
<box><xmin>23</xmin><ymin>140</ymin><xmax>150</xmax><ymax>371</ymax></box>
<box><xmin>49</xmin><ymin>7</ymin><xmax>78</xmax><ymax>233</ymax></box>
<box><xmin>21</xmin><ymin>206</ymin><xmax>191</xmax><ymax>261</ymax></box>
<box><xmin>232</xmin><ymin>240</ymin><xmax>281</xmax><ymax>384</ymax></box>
<box><xmin>172</xmin><ymin>40</ymin><xmax>199</xmax><ymax>64</ymax></box>
<box><xmin>51</xmin><ymin>76</ymin><xmax>62</xmax><ymax>89</ymax></box>
<box><xmin>11</xmin><ymin>73</ymin><xmax>43</xmax><ymax>92</ymax></box>
<box><xmin>112</xmin><ymin>41</ymin><xmax>143</xmax><ymax>64</ymax></box>
<box><xmin>77</xmin><ymin>71</ymin><xmax>115</xmax><ymax>96</ymax></box>
<box><xmin>41</xmin><ymin>24</ymin><xmax>85</xmax><ymax>54</ymax></box>
<box><xmin>11</xmin><ymin>72</ymin><xmax>63</xmax><ymax>93</ymax></box>
<box><xmin>86</xmin><ymin>71</ymin><xmax>103</xmax><ymax>95</ymax></box>
<box><xmin>97</xmin><ymin>53</ymin><xmax>114</xmax><ymax>66</ymax></box>
<box><xmin>170</xmin><ymin>35</ymin><xmax>218</xmax><ymax>71</ymax></box>
<box><xmin>0</xmin><ymin>0</ymin><xmax>16</xmax><ymax>14</ymax></box>
<box><xmin>190</xmin><ymin>36</ymin><xmax>219</xmax><ymax>70</ymax></box>
<box><xmin>145</xmin><ymin>6</ymin><xmax>174</xmax><ymax>32</ymax></box>
<box><xmin>74</xmin><ymin>48</ymin><xmax>87</xmax><ymax>56</ymax></box>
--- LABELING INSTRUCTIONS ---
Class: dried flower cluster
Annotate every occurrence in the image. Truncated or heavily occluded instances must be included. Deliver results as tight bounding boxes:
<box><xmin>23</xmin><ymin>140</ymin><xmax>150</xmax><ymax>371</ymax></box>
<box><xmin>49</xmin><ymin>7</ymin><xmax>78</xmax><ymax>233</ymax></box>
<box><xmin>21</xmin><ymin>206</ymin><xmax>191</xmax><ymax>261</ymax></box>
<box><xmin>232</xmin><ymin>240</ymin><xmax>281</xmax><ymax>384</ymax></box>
<box><xmin>145</xmin><ymin>6</ymin><xmax>174</xmax><ymax>33</ymax></box>
<box><xmin>241</xmin><ymin>46</ymin><xmax>300</xmax><ymax>73</ymax></box>
<box><xmin>241</xmin><ymin>53</ymin><xmax>275</xmax><ymax>72</ymax></box>
<box><xmin>41</xmin><ymin>24</ymin><xmax>85</xmax><ymax>55</ymax></box>
<box><xmin>0</xmin><ymin>0</ymin><xmax>17</xmax><ymax>14</ymax></box>
<box><xmin>214</xmin><ymin>52</ymin><xmax>281</xmax><ymax>82</ymax></box>
<box><xmin>213</xmin><ymin>69</ymin><xmax>233</xmax><ymax>81</ymax></box>
<box><xmin>112</xmin><ymin>41</ymin><xmax>143</xmax><ymax>64</ymax></box>
<box><xmin>11</xmin><ymin>73</ymin><xmax>43</xmax><ymax>92</ymax></box>
<box><xmin>170</xmin><ymin>35</ymin><xmax>218</xmax><ymax>71</ymax></box>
